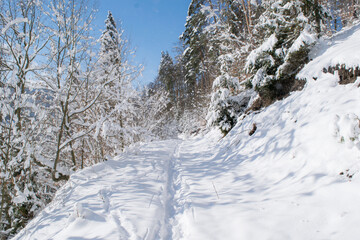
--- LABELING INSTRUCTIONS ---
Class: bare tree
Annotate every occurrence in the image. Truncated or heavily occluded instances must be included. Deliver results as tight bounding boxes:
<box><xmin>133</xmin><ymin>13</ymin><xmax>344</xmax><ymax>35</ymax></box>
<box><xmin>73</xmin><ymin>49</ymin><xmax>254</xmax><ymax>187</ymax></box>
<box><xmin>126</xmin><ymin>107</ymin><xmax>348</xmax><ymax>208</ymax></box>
<box><xmin>0</xmin><ymin>0</ymin><xmax>49</xmax><ymax>236</ymax></box>
<box><xmin>36</xmin><ymin>0</ymin><xmax>100</xmax><ymax>181</ymax></box>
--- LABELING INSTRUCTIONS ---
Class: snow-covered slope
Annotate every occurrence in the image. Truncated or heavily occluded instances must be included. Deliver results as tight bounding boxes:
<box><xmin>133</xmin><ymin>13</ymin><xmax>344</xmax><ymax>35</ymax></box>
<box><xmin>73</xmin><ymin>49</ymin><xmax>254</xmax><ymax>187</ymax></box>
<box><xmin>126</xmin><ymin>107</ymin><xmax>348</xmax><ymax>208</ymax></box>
<box><xmin>14</xmin><ymin>24</ymin><xmax>360</xmax><ymax>240</ymax></box>
<box><xmin>298</xmin><ymin>23</ymin><xmax>360</xmax><ymax>80</ymax></box>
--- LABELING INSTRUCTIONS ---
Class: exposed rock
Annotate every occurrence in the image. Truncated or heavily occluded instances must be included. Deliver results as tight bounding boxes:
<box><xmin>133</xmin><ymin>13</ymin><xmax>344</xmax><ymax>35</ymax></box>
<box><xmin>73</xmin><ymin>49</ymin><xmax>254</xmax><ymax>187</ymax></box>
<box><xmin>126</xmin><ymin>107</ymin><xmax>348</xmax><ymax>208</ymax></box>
<box><xmin>323</xmin><ymin>64</ymin><xmax>360</xmax><ymax>85</ymax></box>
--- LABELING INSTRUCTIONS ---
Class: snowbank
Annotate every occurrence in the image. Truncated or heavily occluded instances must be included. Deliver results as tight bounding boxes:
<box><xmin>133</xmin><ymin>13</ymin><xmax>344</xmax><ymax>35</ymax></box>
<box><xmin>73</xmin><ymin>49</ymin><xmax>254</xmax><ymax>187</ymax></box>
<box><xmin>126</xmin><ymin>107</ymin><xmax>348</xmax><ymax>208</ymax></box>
<box><xmin>298</xmin><ymin>23</ymin><xmax>360</xmax><ymax>80</ymax></box>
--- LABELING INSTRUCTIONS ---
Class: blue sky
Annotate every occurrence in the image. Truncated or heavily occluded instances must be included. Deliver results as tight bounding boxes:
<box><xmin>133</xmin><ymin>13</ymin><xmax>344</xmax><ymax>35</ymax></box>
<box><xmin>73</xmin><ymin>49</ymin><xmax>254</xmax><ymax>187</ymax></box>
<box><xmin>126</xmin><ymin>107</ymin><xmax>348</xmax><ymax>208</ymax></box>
<box><xmin>95</xmin><ymin>0</ymin><xmax>190</xmax><ymax>86</ymax></box>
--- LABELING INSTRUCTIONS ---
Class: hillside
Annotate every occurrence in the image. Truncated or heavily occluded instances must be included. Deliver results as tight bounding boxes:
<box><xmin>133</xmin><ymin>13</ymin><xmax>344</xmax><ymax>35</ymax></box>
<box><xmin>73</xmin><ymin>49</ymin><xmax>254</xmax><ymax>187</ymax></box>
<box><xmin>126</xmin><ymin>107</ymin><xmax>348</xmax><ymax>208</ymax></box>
<box><xmin>13</xmin><ymin>23</ymin><xmax>360</xmax><ymax>240</ymax></box>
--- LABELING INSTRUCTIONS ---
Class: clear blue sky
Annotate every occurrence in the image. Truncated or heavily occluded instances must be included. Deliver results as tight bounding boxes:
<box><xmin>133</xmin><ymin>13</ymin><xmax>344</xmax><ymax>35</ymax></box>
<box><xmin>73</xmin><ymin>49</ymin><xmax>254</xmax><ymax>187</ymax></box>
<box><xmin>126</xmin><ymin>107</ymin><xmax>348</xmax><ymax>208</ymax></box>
<box><xmin>95</xmin><ymin>0</ymin><xmax>190</xmax><ymax>86</ymax></box>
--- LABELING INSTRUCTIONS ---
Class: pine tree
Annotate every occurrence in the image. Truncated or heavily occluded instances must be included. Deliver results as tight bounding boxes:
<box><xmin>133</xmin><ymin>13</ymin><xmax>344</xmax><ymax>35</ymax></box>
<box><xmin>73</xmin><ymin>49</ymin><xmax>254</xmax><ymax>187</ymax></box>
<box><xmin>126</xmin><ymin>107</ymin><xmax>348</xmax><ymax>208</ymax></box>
<box><xmin>100</xmin><ymin>11</ymin><xmax>123</xmax><ymax>73</ymax></box>
<box><xmin>246</xmin><ymin>0</ymin><xmax>327</xmax><ymax>105</ymax></box>
<box><xmin>181</xmin><ymin>0</ymin><xmax>218</xmax><ymax>102</ymax></box>
<box><xmin>157</xmin><ymin>51</ymin><xmax>176</xmax><ymax>103</ymax></box>
<box><xmin>206</xmin><ymin>0</ymin><xmax>260</xmax><ymax>134</ymax></box>
<box><xmin>94</xmin><ymin>11</ymin><xmax>140</xmax><ymax>155</ymax></box>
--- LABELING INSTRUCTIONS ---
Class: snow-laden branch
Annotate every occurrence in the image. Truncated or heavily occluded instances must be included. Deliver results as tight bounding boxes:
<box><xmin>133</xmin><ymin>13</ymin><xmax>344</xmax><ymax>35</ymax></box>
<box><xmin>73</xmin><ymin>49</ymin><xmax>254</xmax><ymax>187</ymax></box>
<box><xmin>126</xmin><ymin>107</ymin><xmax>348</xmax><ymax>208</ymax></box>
<box><xmin>1</xmin><ymin>18</ymin><xmax>29</xmax><ymax>35</ymax></box>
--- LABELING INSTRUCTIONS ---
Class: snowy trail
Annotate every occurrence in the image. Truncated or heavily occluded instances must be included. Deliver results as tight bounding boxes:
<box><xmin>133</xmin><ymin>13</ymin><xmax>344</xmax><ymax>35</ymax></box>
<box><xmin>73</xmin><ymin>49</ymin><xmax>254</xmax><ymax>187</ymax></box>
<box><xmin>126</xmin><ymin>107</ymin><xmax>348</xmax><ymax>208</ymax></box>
<box><xmin>14</xmin><ymin>140</ymin><xmax>184</xmax><ymax>240</ymax></box>
<box><xmin>13</xmin><ymin>125</ymin><xmax>360</xmax><ymax>240</ymax></box>
<box><xmin>14</xmin><ymin>122</ymin><xmax>360</xmax><ymax>240</ymax></box>
<box><xmin>158</xmin><ymin>142</ymin><xmax>179</xmax><ymax>239</ymax></box>
<box><xmin>15</xmin><ymin>135</ymin><xmax>244</xmax><ymax>240</ymax></box>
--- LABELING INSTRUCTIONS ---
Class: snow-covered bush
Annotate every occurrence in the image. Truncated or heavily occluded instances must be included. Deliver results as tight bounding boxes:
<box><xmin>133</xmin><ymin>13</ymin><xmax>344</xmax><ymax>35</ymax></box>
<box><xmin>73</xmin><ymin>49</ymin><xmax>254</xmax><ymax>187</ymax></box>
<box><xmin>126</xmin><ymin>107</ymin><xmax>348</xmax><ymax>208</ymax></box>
<box><xmin>179</xmin><ymin>105</ymin><xmax>207</xmax><ymax>135</ymax></box>
<box><xmin>332</xmin><ymin>113</ymin><xmax>360</xmax><ymax>149</ymax></box>
<box><xmin>136</xmin><ymin>87</ymin><xmax>179</xmax><ymax>141</ymax></box>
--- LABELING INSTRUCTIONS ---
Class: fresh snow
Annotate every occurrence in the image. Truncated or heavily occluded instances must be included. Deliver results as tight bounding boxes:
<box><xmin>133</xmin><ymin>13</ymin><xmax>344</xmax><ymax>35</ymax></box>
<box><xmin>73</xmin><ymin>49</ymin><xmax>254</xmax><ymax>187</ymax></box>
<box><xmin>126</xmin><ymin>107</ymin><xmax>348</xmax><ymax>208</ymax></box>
<box><xmin>298</xmin><ymin>22</ymin><xmax>360</xmax><ymax>80</ymax></box>
<box><xmin>245</xmin><ymin>33</ymin><xmax>278</xmax><ymax>70</ymax></box>
<box><xmin>14</xmin><ymin>23</ymin><xmax>360</xmax><ymax>240</ymax></box>
<box><xmin>1</xmin><ymin>18</ymin><xmax>29</xmax><ymax>35</ymax></box>
<box><xmin>286</xmin><ymin>24</ymin><xmax>317</xmax><ymax>58</ymax></box>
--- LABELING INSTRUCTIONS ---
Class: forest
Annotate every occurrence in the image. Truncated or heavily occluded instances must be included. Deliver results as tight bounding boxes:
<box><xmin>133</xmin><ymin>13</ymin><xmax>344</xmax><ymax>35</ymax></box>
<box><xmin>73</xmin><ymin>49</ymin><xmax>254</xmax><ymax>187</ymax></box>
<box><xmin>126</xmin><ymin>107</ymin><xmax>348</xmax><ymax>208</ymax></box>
<box><xmin>1</xmin><ymin>0</ymin><xmax>359</xmax><ymax>238</ymax></box>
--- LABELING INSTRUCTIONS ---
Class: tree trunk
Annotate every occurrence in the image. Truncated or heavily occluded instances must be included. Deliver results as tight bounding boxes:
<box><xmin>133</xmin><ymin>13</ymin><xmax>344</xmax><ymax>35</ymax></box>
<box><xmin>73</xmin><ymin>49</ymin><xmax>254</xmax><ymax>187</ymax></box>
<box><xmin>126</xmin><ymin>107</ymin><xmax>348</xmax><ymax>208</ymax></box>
<box><xmin>314</xmin><ymin>0</ymin><xmax>322</xmax><ymax>35</ymax></box>
<box><xmin>241</xmin><ymin>0</ymin><xmax>252</xmax><ymax>36</ymax></box>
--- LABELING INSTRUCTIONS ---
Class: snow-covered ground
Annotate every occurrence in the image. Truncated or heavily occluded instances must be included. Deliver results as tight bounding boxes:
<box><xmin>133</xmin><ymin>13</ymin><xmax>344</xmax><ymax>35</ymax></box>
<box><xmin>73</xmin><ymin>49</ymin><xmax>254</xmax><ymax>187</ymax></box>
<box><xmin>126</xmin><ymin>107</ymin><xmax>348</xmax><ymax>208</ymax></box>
<box><xmin>14</xmin><ymin>24</ymin><xmax>360</xmax><ymax>240</ymax></box>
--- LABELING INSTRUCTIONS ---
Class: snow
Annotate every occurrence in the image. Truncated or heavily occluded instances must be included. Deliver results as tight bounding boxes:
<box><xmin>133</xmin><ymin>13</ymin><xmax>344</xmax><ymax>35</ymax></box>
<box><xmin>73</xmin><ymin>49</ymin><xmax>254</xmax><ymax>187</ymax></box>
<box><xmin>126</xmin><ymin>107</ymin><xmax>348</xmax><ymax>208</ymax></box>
<box><xmin>287</xmin><ymin>24</ymin><xmax>317</xmax><ymax>57</ymax></box>
<box><xmin>332</xmin><ymin>113</ymin><xmax>360</xmax><ymax>149</ymax></box>
<box><xmin>14</xmin><ymin>19</ymin><xmax>360</xmax><ymax>240</ymax></box>
<box><xmin>298</xmin><ymin>23</ymin><xmax>360</xmax><ymax>80</ymax></box>
<box><xmin>14</xmin><ymin>140</ymin><xmax>182</xmax><ymax>240</ymax></box>
<box><xmin>1</xmin><ymin>18</ymin><xmax>29</xmax><ymax>35</ymax></box>
<box><xmin>245</xmin><ymin>34</ymin><xmax>277</xmax><ymax>70</ymax></box>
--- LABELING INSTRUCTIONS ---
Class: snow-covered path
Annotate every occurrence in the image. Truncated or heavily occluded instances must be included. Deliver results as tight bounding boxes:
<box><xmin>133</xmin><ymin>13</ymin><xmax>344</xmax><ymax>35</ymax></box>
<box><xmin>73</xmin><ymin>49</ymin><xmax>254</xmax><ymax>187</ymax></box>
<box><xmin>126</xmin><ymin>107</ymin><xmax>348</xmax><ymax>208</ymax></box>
<box><xmin>14</xmin><ymin>140</ymin><xmax>188</xmax><ymax>240</ymax></box>
<box><xmin>13</xmin><ymin>124</ymin><xmax>360</xmax><ymax>240</ymax></box>
<box><xmin>15</xmin><ymin>122</ymin><xmax>360</xmax><ymax>240</ymax></box>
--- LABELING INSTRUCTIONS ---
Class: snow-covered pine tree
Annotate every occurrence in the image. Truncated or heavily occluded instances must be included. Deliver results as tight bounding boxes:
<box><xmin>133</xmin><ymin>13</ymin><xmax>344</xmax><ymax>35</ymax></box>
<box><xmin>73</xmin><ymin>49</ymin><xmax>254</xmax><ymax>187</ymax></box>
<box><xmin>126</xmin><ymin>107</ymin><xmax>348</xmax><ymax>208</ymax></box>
<box><xmin>94</xmin><ymin>11</ymin><xmax>140</xmax><ymax>156</ymax></box>
<box><xmin>206</xmin><ymin>0</ymin><xmax>259</xmax><ymax>134</ymax></box>
<box><xmin>177</xmin><ymin>0</ymin><xmax>222</xmax><ymax>134</ymax></box>
<box><xmin>246</xmin><ymin>0</ymin><xmax>327</xmax><ymax>106</ymax></box>
<box><xmin>205</xmin><ymin>1</ymin><xmax>239</xmax><ymax>134</ymax></box>
<box><xmin>157</xmin><ymin>51</ymin><xmax>176</xmax><ymax>104</ymax></box>
<box><xmin>181</xmin><ymin>0</ymin><xmax>207</xmax><ymax>90</ymax></box>
<box><xmin>181</xmin><ymin>0</ymin><xmax>218</xmax><ymax>105</ymax></box>
<box><xmin>153</xmin><ymin>41</ymin><xmax>204</xmax><ymax>134</ymax></box>
<box><xmin>152</xmin><ymin>51</ymin><xmax>194</xmax><ymax>137</ymax></box>
<box><xmin>171</xmin><ymin>41</ymin><xmax>188</xmax><ymax>117</ymax></box>
<box><xmin>206</xmin><ymin>54</ymin><xmax>242</xmax><ymax>134</ymax></box>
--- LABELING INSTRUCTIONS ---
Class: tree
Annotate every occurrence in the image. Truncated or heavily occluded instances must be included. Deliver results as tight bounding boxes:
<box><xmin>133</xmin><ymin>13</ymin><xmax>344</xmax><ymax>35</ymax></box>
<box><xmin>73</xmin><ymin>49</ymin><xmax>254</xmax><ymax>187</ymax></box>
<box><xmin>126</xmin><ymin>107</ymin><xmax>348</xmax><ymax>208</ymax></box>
<box><xmin>245</xmin><ymin>0</ymin><xmax>327</xmax><ymax>106</ymax></box>
<box><xmin>0</xmin><ymin>0</ymin><xmax>50</xmax><ymax>236</ymax></box>
<box><xmin>93</xmin><ymin>11</ymin><xmax>141</xmax><ymax>156</ymax></box>
<box><xmin>321</xmin><ymin>0</ymin><xmax>360</xmax><ymax>32</ymax></box>
<box><xmin>157</xmin><ymin>51</ymin><xmax>176</xmax><ymax>103</ymax></box>
<box><xmin>206</xmin><ymin>0</ymin><xmax>260</xmax><ymax>134</ymax></box>
<box><xmin>181</xmin><ymin>0</ymin><xmax>218</xmax><ymax>103</ymax></box>
<box><xmin>36</xmin><ymin>0</ymin><xmax>99</xmax><ymax>181</ymax></box>
<box><xmin>136</xmin><ymin>86</ymin><xmax>175</xmax><ymax>140</ymax></box>
<box><xmin>0</xmin><ymin>1</ymin><xmax>165</xmax><ymax>238</ymax></box>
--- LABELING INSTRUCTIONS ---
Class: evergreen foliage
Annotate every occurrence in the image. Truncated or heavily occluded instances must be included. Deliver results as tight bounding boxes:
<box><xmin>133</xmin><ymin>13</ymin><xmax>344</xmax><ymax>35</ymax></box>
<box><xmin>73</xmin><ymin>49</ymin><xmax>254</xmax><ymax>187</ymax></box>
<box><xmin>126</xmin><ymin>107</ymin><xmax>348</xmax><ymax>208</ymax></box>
<box><xmin>157</xmin><ymin>51</ymin><xmax>176</xmax><ymax>102</ymax></box>
<box><xmin>181</xmin><ymin>0</ymin><xmax>219</xmax><ymax>99</ymax></box>
<box><xmin>95</xmin><ymin>11</ymin><xmax>140</xmax><ymax>154</ymax></box>
<box><xmin>246</xmin><ymin>0</ymin><xmax>327</xmax><ymax>105</ymax></box>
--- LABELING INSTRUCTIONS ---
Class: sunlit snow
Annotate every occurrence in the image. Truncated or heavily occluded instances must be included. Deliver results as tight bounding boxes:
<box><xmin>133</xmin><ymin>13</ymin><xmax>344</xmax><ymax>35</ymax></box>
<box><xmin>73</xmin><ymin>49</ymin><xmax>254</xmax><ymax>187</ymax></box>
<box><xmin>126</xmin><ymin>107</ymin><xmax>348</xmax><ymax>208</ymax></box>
<box><xmin>14</xmin><ymin>23</ymin><xmax>360</xmax><ymax>240</ymax></box>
